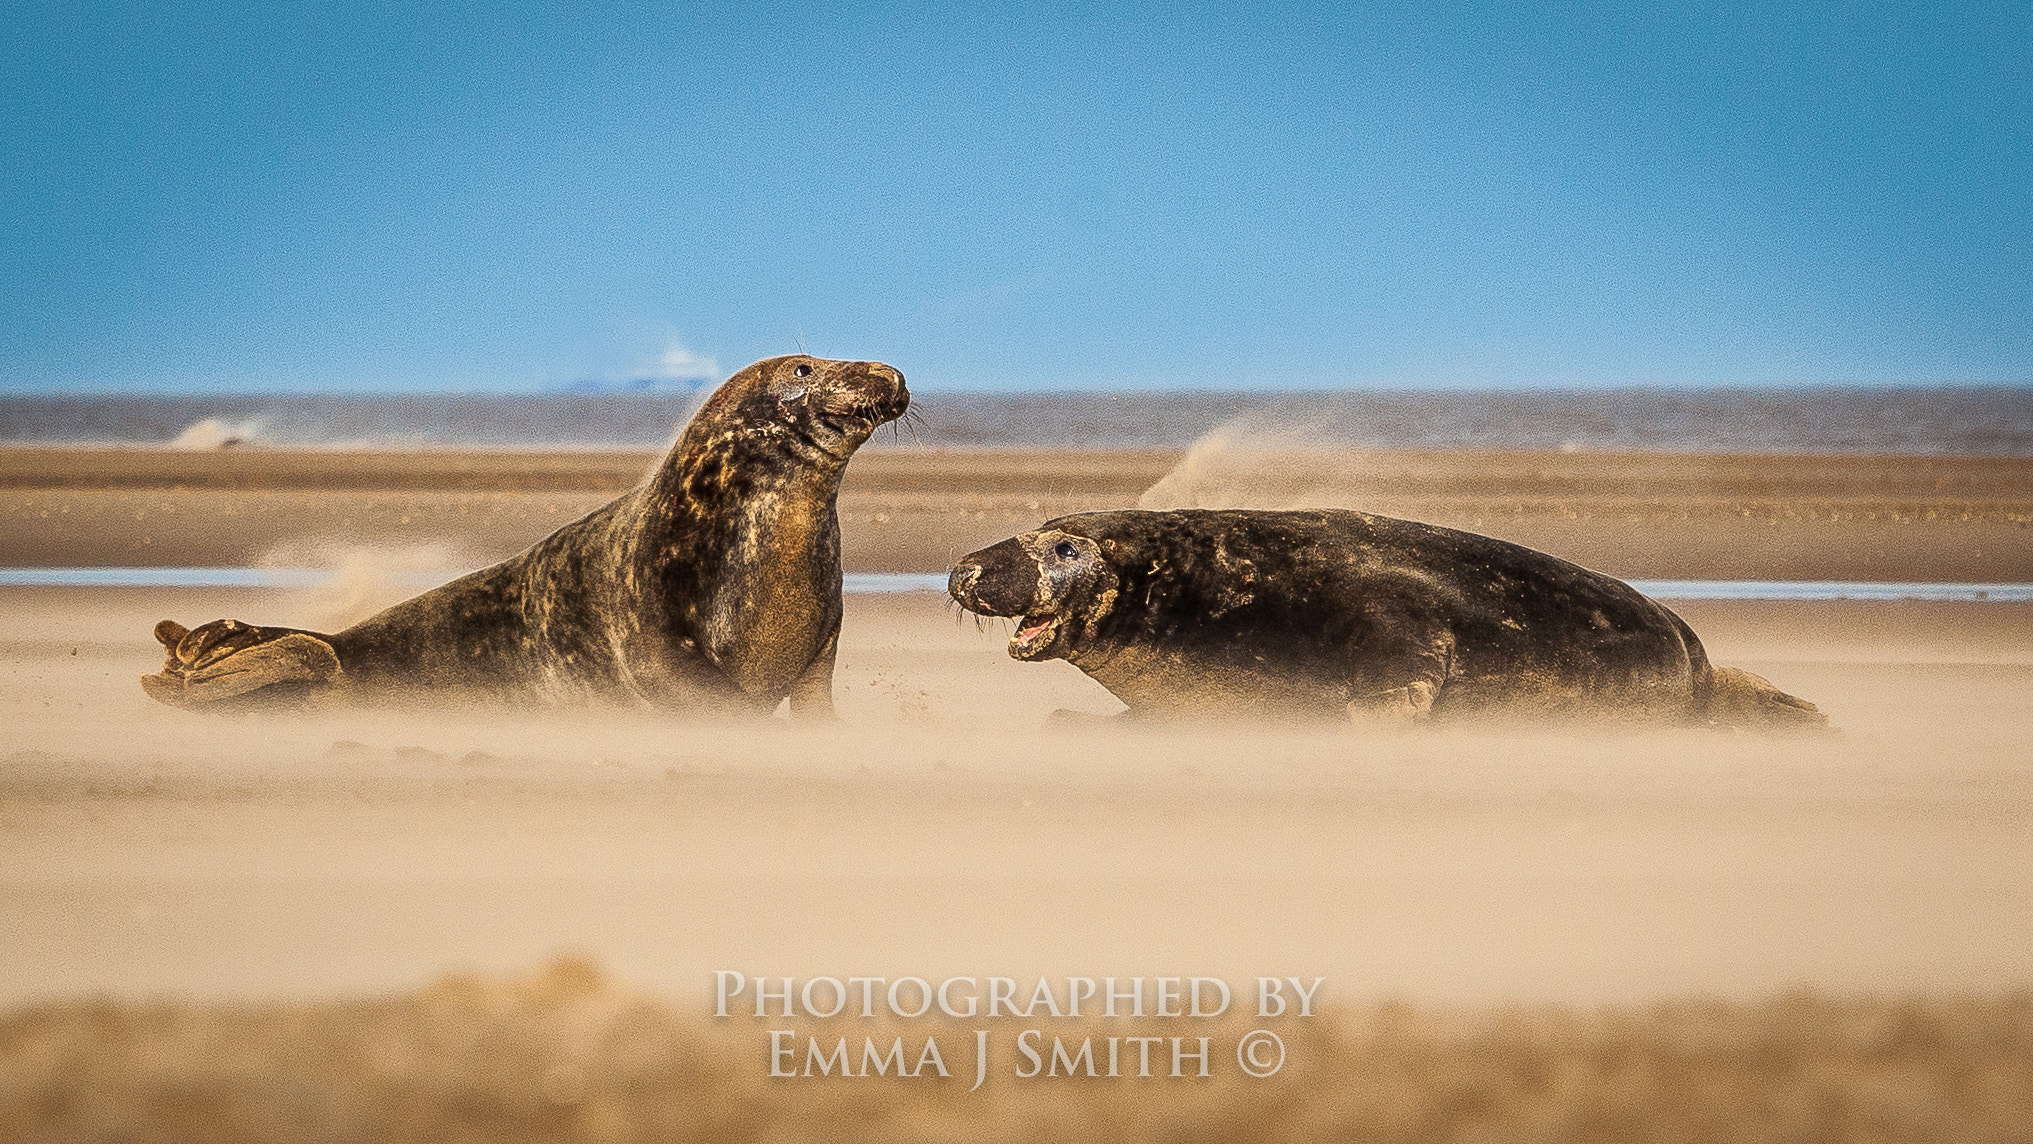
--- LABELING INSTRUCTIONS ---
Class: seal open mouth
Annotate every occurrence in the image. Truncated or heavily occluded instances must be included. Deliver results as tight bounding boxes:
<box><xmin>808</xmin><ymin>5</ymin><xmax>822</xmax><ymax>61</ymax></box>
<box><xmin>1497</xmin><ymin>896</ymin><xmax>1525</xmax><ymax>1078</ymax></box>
<box><xmin>1012</xmin><ymin>611</ymin><xmax>1065</xmax><ymax>659</ymax></box>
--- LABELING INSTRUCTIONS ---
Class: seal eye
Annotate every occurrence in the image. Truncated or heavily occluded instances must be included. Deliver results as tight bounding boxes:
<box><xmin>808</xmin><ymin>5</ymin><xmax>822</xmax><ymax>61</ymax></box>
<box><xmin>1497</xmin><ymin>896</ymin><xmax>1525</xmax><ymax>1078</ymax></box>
<box><xmin>1053</xmin><ymin>541</ymin><xmax>1077</xmax><ymax>560</ymax></box>
<box><xmin>793</xmin><ymin>363</ymin><xmax>812</xmax><ymax>378</ymax></box>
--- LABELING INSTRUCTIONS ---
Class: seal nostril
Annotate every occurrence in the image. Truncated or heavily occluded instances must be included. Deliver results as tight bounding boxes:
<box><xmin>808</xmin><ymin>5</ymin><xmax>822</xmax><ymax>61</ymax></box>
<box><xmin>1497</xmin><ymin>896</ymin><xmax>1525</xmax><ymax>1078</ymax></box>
<box><xmin>947</xmin><ymin>564</ymin><xmax>981</xmax><ymax>600</ymax></box>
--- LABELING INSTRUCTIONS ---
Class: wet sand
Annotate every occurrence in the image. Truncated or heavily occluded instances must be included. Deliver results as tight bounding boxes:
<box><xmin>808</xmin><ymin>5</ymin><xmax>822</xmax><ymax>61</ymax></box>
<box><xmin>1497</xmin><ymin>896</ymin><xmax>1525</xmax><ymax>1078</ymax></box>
<box><xmin>2</xmin><ymin>444</ymin><xmax>2031</xmax><ymax>1139</ymax></box>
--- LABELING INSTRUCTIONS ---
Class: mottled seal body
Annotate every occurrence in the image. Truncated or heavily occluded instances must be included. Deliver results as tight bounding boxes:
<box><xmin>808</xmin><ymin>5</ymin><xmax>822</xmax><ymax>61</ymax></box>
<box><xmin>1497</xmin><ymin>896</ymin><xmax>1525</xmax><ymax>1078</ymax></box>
<box><xmin>143</xmin><ymin>355</ymin><xmax>908</xmax><ymax>716</ymax></box>
<box><xmin>948</xmin><ymin>509</ymin><xmax>1823</xmax><ymax>727</ymax></box>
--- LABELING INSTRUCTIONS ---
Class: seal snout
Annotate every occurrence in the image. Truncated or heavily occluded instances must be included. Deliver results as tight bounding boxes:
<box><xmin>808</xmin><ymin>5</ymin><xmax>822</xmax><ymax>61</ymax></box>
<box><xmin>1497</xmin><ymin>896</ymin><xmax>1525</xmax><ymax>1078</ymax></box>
<box><xmin>946</xmin><ymin>538</ymin><xmax>1037</xmax><ymax>617</ymax></box>
<box><xmin>873</xmin><ymin>365</ymin><xmax>910</xmax><ymax>421</ymax></box>
<box><xmin>835</xmin><ymin>361</ymin><xmax>909</xmax><ymax>423</ymax></box>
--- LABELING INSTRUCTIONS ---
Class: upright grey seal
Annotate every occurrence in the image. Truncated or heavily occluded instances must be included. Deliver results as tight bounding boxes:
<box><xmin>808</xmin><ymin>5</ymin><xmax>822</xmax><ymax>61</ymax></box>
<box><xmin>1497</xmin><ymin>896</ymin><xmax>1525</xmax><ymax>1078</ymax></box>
<box><xmin>142</xmin><ymin>355</ymin><xmax>908</xmax><ymax>717</ymax></box>
<box><xmin>947</xmin><ymin>509</ymin><xmax>1825</xmax><ymax>728</ymax></box>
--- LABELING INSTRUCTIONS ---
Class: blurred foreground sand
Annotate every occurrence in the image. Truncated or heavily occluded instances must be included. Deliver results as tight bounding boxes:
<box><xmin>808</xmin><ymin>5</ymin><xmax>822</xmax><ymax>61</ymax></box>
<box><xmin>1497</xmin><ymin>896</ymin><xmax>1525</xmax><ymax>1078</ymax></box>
<box><xmin>4</xmin><ymin>587</ymin><xmax>2031</xmax><ymax>1006</ymax></box>
<box><xmin>5</xmin><ymin>957</ymin><xmax>2028</xmax><ymax>1143</ymax></box>
<box><xmin>2</xmin><ymin>444</ymin><xmax>2030</xmax><ymax>1139</ymax></box>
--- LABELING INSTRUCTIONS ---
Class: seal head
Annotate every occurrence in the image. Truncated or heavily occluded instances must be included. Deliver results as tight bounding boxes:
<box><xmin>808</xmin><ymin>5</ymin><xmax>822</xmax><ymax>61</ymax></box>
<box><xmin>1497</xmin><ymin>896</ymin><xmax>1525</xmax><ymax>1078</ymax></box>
<box><xmin>691</xmin><ymin>354</ymin><xmax>910</xmax><ymax>463</ymax></box>
<box><xmin>948</xmin><ymin>529</ymin><xmax>1116</xmax><ymax>661</ymax></box>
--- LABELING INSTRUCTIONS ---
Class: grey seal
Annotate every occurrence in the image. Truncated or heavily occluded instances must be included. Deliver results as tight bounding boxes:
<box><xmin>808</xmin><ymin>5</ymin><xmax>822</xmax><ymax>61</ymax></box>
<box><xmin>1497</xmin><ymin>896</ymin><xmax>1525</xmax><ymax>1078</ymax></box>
<box><xmin>948</xmin><ymin>508</ymin><xmax>1824</xmax><ymax>728</ymax></box>
<box><xmin>142</xmin><ymin>355</ymin><xmax>908</xmax><ymax>717</ymax></box>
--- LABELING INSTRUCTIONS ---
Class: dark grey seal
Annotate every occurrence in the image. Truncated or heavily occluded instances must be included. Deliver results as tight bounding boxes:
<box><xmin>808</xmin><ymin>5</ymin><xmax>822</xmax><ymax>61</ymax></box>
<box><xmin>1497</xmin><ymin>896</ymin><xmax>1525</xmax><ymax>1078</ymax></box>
<box><xmin>948</xmin><ymin>509</ymin><xmax>1824</xmax><ymax>728</ymax></box>
<box><xmin>142</xmin><ymin>355</ymin><xmax>908</xmax><ymax>717</ymax></box>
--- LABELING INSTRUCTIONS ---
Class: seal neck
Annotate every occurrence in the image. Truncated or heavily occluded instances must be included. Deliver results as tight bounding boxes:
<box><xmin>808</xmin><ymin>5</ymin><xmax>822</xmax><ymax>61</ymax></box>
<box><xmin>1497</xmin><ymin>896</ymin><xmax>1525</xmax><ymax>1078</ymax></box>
<box><xmin>651</xmin><ymin>423</ymin><xmax>853</xmax><ymax>505</ymax></box>
<box><xmin>635</xmin><ymin>425</ymin><xmax>848</xmax><ymax>695</ymax></box>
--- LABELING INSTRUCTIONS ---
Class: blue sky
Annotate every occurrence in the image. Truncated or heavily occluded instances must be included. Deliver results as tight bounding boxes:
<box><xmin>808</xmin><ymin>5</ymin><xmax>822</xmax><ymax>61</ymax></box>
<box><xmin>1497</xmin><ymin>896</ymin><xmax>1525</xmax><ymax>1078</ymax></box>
<box><xmin>3</xmin><ymin>1</ymin><xmax>2028</xmax><ymax>393</ymax></box>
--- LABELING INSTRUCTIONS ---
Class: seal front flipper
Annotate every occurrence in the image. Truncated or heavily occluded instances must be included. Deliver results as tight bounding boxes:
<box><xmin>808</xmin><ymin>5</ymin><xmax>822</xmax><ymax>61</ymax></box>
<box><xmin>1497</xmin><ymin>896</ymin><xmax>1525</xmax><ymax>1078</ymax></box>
<box><xmin>142</xmin><ymin>618</ymin><xmax>343</xmax><ymax>710</ymax></box>
<box><xmin>785</xmin><ymin>629</ymin><xmax>840</xmax><ymax>722</ymax></box>
<box><xmin>1343</xmin><ymin>625</ymin><xmax>1454</xmax><ymax>726</ymax></box>
<box><xmin>1346</xmin><ymin>679</ymin><xmax>1439</xmax><ymax>726</ymax></box>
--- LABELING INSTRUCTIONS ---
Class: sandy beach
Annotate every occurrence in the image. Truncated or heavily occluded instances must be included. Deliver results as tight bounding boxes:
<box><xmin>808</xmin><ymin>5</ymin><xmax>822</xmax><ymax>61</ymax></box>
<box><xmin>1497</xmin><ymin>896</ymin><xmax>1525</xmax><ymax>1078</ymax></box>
<box><xmin>3</xmin><ymin>444</ymin><xmax>2031</xmax><ymax>1140</ymax></box>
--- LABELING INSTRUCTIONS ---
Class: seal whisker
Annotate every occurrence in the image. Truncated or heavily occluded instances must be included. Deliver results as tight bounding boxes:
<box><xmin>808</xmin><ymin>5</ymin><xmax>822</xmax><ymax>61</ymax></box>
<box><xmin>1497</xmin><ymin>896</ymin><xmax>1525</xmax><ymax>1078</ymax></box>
<box><xmin>896</xmin><ymin>407</ymin><xmax>927</xmax><ymax>446</ymax></box>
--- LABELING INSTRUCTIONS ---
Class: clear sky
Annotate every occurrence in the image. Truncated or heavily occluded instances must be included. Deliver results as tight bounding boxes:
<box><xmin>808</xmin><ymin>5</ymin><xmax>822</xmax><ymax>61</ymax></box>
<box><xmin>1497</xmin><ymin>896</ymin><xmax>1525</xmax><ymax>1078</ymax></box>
<box><xmin>3</xmin><ymin>1</ymin><xmax>2029</xmax><ymax>393</ymax></box>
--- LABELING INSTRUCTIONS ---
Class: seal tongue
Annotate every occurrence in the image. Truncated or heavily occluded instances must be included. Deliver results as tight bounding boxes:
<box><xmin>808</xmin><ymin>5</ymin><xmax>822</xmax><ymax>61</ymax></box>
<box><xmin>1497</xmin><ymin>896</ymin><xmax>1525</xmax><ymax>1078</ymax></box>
<box><xmin>1011</xmin><ymin>613</ymin><xmax>1066</xmax><ymax>659</ymax></box>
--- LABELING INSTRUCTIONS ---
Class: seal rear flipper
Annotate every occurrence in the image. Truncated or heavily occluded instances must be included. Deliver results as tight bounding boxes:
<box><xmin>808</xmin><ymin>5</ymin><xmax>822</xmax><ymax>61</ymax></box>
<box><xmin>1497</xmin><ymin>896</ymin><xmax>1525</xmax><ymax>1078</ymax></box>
<box><xmin>142</xmin><ymin>618</ymin><xmax>344</xmax><ymax>711</ymax></box>
<box><xmin>1707</xmin><ymin>665</ymin><xmax>1829</xmax><ymax>730</ymax></box>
